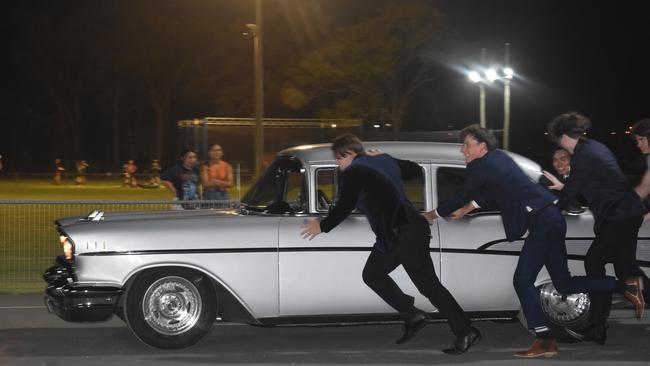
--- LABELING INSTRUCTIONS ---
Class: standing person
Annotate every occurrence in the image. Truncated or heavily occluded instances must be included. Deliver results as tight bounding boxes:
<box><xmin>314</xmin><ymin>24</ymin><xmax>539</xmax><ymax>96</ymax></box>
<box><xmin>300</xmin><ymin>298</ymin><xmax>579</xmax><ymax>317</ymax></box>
<box><xmin>631</xmin><ymin>118</ymin><xmax>650</xmax><ymax>202</ymax></box>
<box><xmin>0</xmin><ymin>154</ymin><xmax>3</xmax><ymax>172</ymax></box>
<box><xmin>426</xmin><ymin>124</ymin><xmax>643</xmax><ymax>358</ymax></box>
<box><xmin>53</xmin><ymin>158</ymin><xmax>65</xmax><ymax>185</ymax></box>
<box><xmin>150</xmin><ymin>159</ymin><xmax>162</xmax><ymax>186</ymax></box>
<box><xmin>122</xmin><ymin>161</ymin><xmax>130</xmax><ymax>186</ymax></box>
<box><xmin>544</xmin><ymin>112</ymin><xmax>646</xmax><ymax>345</ymax></box>
<box><xmin>300</xmin><ymin>134</ymin><xmax>480</xmax><ymax>354</ymax></box>
<box><xmin>201</xmin><ymin>144</ymin><xmax>233</xmax><ymax>202</ymax></box>
<box><xmin>160</xmin><ymin>149</ymin><xmax>200</xmax><ymax>209</ymax></box>
<box><xmin>627</xmin><ymin>118</ymin><xmax>650</xmax><ymax>301</ymax></box>
<box><xmin>126</xmin><ymin>160</ymin><xmax>137</xmax><ymax>187</ymax></box>
<box><xmin>122</xmin><ymin>160</ymin><xmax>138</xmax><ymax>187</ymax></box>
<box><xmin>74</xmin><ymin>160</ymin><xmax>90</xmax><ymax>185</ymax></box>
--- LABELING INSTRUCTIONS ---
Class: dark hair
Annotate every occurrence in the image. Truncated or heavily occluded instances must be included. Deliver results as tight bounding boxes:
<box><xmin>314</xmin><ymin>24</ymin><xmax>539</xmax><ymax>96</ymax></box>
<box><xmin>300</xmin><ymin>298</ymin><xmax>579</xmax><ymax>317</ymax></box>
<box><xmin>460</xmin><ymin>124</ymin><xmax>498</xmax><ymax>151</ymax></box>
<box><xmin>631</xmin><ymin>118</ymin><xmax>650</xmax><ymax>139</ymax></box>
<box><xmin>547</xmin><ymin>112</ymin><xmax>591</xmax><ymax>142</ymax></box>
<box><xmin>552</xmin><ymin>147</ymin><xmax>570</xmax><ymax>157</ymax></box>
<box><xmin>331</xmin><ymin>133</ymin><xmax>365</xmax><ymax>157</ymax></box>
<box><xmin>178</xmin><ymin>148</ymin><xmax>197</xmax><ymax>163</ymax></box>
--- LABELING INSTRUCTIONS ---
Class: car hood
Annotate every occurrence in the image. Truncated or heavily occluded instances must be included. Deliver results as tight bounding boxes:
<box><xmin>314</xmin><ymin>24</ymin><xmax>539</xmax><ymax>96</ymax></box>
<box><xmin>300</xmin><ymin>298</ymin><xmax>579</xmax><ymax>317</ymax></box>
<box><xmin>57</xmin><ymin>209</ymin><xmax>281</xmax><ymax>255</ymax></box>
<box><xmin>55</xmin><ymin>208</ymin><xmax>238</xmax><ymax>227</ymax></box>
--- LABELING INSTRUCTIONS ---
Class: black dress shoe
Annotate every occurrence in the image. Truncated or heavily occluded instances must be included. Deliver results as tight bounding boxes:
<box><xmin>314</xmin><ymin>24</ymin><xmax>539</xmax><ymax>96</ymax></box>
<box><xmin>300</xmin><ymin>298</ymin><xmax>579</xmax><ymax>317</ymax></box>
<box><xmin>591</xmin><ymin>324</ymin><xmax>608</xmax><ymax>345</ymax></box>
<box><xmin>577</xmin><ymin>324</ymin><xmax>608</xmax><ymax>345</ymax></box>
<box><xmin>395</xmin><ymin>310</ymin><xmax>429</xmax><ymax>344</ymax></box>
<box><xmin>442</xmin><ymin>327</ymin><xmax>481</xmax><ymax>354</ymax></box>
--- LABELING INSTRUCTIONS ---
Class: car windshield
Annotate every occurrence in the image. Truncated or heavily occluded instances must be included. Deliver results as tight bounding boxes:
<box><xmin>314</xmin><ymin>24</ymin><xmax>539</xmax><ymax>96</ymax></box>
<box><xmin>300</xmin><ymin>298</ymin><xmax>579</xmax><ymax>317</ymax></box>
<box><xmin>241</xmin><ymin>155</ymin><xmax>307</xmax><ymax>214</ymax></box>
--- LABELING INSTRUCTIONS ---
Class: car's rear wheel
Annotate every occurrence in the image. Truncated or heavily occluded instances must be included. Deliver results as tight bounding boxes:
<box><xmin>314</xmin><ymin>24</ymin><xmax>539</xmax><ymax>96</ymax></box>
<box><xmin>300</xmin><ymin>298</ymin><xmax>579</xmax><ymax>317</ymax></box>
<box><xmin>125</xmin><ymin>268</ymin><xmax>217</xmax><ymax>349</ymax></box>
<box><xmin>539</xmin><ymin>282</ymin><xmax>591</xmax><ymax>329</ymax></box>
<box><xmin>518</xmin><ymin>282</ymin><xmax>591</xmax><ymax>343</ymax></box>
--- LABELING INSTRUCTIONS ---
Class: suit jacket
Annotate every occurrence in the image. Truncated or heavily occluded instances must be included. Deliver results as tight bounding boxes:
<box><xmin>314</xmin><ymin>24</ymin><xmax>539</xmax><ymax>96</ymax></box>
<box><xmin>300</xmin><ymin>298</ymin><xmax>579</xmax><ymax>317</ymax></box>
<box><xmin>559</xmin><ymin>138</ymin><xmax>644</xmax><ymax>232</ymax></box>
<box><xmin>437</xmin><ymin>149</ymin><xmax>556</xmax><ymax>242</ymax></box>
<box><xmin>540</xmin><ymin>172</ymin><xmax>584</xmax><ymax>211</ymax></box>
<box><xmin>319</xmin><ymin>154</ymin><xmax>421</xmax><ymax>252</ymax></box>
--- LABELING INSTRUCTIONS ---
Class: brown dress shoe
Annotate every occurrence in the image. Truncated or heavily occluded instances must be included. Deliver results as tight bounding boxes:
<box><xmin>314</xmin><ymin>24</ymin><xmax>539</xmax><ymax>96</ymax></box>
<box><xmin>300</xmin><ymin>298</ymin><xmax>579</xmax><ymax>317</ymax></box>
<box><xmin>514</xmin><ymin>338</ymin><xmax>558</xmax><ymax>358</ymax></box>
<box><xmin>623</xmin><ymin>276</ymin><xmax>645</xmax><ymax>319</ymax></box>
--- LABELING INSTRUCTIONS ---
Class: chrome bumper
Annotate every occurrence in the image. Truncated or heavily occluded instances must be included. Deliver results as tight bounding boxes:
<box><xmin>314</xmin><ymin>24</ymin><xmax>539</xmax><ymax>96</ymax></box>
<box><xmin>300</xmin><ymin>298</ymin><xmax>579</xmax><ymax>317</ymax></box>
<box><xmin>43</xmin><ymin>256</ymin><xmax>122</xmax><ymax>322</ymax></box>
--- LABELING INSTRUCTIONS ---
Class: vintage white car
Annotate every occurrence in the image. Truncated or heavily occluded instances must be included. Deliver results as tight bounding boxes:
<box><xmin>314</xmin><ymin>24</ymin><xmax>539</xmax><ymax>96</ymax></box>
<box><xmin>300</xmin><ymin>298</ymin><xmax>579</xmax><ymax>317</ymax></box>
<box><xmin>43</xmin><ymin>142</ymin><xmax>650</xmax><ymax>349</ymax></box>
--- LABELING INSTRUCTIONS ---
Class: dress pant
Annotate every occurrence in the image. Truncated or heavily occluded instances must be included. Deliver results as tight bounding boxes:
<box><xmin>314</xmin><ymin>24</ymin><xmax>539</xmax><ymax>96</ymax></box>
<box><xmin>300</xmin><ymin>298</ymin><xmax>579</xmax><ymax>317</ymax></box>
<box><xmin>514</xmin><ymin>205</ymin><xmax>617</xmax><ymax>330</ymax></box>
<box><xmin>586</xmin><ymin>215</ymin><xmax>645</xmax><ymax>325</ymax></box>
<box><xmin>361</xmin><ymin>213</ymin><xmax>471</xmax><ymax>337</ymax></box>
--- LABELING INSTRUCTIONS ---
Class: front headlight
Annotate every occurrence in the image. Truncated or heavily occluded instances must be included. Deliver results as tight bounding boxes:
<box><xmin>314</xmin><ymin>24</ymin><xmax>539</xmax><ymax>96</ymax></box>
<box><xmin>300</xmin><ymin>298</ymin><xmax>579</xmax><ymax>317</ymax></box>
<box><xmin>59</xmin><ymin>235</ymin><xmax>75</xmax><ymax>262</ymax></box>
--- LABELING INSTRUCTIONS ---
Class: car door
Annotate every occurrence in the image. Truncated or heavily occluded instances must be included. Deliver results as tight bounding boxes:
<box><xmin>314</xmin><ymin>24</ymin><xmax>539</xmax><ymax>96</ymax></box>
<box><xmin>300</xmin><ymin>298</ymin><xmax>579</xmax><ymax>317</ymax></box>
<box><xmin>433</xmin><ymin>165</ymin><xmax>521</xmax><ymax>312</ymax></box>
<box><xmin>563</xmin><ymin>210</ymin><xmax>650</xmax><ymax>278</ymax></box>
<box><xmin>278</xmin><ymin>163</ymin><xmax>441</xmax><ymax>316</ymax></box>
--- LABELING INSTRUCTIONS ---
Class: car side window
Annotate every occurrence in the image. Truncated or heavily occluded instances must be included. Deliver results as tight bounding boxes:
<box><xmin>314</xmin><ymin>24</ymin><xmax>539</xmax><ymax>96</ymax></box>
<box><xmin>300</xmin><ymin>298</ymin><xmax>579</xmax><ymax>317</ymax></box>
<box><xmin>316</xmin><ymin>163</ymin><xmax>425</xmax><ymax>212</ymax></box>
<box><xmin>315</xmin><ymin>168</ymin><xmax>336</xmax><ymax>212</ymax></box>
<box><xmin>436</xmin><ymin>167</ymin><xmax>499</xmax><ymax>214</ymax></box>
<box><xmin>285</xmin><ymin>170</ymin><xmax>307</xmax><ymax>212</ymax></box>
<box><xmin>403</xmin><ymin>164</ymin><xmax>425</xmax><ymax>211</ymax></box>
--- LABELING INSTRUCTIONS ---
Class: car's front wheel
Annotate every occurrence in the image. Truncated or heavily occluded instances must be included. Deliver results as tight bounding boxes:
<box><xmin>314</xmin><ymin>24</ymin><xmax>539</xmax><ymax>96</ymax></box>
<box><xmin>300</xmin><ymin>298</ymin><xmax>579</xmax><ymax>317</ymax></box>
<box><xmin>125</xmin><ymin>268</ymin><xmax>217</xmax><ymax>349</ymax></box>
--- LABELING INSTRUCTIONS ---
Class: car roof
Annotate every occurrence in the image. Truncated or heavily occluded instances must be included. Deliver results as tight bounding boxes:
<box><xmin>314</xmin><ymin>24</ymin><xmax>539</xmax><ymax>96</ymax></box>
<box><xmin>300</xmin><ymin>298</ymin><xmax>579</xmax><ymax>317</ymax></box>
<box><xmin>278</xmin><ymin>141</ymin><xmax>543</xmax><ymax>181</ymax></box>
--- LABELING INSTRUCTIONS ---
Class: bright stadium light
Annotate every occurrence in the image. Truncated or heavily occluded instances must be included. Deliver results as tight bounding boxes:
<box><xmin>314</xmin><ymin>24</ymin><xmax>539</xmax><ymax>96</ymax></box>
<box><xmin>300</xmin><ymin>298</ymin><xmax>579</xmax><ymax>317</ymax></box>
<box><xmin>468</xmin><ymin>71</ymin><xmax>482</xmax><ymax>83</ymax></box>
<box><xmin>504</xmin><ymin>67</ymin><xmax>514</xmax><ymax>80</ymax></box>
<box><xmin>485</xmin><ymin>68</ymin><xmax>499</xmax><ymax>82</ymax></box>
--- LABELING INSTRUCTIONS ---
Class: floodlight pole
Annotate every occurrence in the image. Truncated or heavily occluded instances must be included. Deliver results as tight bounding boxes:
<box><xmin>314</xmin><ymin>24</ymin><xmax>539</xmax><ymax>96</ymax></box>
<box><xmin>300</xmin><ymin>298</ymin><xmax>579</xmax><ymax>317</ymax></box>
<box><xmin>253</xmin><ymin>0</ymin><xmax>264</xmax><ymax>177</ymax></box>
<box><xmin>503</xmin><ymin>43</ymin><xmax>511</xmax><ymax>150</ymax></box>
<box><xmin>479</xmin><ymin>84</ymin><xmax>486</xmax><ymax>128</ymax></box>
<box><xmin>479</xmin><ymin>48</ymin><xmax>487</xmax><ymax>128</ymax></box>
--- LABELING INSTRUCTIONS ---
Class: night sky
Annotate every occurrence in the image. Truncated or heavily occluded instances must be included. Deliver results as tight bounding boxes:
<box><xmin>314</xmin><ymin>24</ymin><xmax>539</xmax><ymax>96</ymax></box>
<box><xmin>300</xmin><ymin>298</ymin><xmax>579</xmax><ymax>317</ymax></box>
<box><xmin>3</xmin><ymin>0</ymin><xmax>649</xmax><ymax>173</ymax></box>
<box><xmin>435</xmin><ymin>1</ymin><xmax>650</xmax><ymax>169</ymax></box>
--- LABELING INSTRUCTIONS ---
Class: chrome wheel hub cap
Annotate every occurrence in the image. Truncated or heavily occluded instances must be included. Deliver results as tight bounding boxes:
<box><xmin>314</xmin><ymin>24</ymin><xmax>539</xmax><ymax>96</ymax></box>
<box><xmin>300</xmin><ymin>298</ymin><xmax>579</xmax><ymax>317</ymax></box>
<box><xmin>539</xmin><ymin>282</ymin><xmax>590</xmax><ymax>327</ymax></box>
<box><xmin>142</xmin><ymin>276</ymin><xmax>202</xmax><ymax>335</ymax></box>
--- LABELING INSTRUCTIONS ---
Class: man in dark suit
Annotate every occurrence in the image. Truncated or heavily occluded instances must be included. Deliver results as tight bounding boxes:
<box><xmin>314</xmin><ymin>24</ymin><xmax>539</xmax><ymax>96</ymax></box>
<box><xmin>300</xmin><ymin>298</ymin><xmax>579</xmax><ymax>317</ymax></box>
<box><xmin>300</xmin><ymin>133</ymin><xmax>480</xmax><ymax>354</ymax></box>
<box><xmin>631</xmin><ymin>118</ymin><xmax>650</xmax><ymax>213</ymax></box>
<box><xmin>545</xmin><ymin>112</ymin><xmax>646</xmax><ymax>345</ymax></box>
<box><xmin>630</xmin><ymin>119</ymin><xmax>650</xmax><ymax>306</ymax></box>
<box><xmin>427</xmin><ymin>124</ymin><xmax>643</xmax><ymax>358</ymax></box>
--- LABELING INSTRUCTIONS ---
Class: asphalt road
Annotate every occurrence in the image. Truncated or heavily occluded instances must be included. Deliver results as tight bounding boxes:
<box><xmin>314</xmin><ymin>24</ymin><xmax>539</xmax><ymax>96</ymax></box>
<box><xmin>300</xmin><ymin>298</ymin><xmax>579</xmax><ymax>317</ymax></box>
<box><xmin>1</xmin><ymin>294</ymin><xmax>648</xmax><ymax>366</ymax></box>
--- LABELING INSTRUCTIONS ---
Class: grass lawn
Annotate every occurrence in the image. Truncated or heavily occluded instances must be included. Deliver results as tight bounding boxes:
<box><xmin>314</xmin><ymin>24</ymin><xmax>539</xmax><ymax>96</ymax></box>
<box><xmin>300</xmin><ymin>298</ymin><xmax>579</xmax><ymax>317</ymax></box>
<box><xmin>0</xmin><ymin>175</ymin><xmax>248</xmax><ymax>293</ymax></box>
<box><xmin>0</xmin><ymin>175</ymin><xmax>248</xmax><ymax>200</ymax></box>
<box><xmin>0</xmin><ymin>176</ymin><xmax>170</xmax><ymax>200</ymax></box>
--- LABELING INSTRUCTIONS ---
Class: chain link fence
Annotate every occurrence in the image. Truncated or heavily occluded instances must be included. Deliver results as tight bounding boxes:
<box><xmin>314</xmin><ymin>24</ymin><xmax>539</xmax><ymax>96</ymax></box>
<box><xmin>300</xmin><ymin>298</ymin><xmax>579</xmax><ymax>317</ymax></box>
<box><xmin>0</xmin><ymin>200</ymin><xmax>238</xmax><ymax>293</ymax></box>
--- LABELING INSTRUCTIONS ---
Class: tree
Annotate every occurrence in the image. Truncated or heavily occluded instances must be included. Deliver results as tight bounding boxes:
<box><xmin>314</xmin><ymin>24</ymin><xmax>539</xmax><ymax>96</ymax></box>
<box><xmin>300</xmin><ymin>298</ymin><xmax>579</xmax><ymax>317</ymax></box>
<box><xmin>11</xmin><ymin>3</ymin><xmax>97</xmax><ymax>160</ymax></box>
<box><xmin>114</xmin><ymin>1</ymin><xmax>255</xmax><ymax>160</ymax></box>
<box><xmin>282</xmin><ymin>0</ymin><xmax>447</xmax><ymax>131</ymax></box>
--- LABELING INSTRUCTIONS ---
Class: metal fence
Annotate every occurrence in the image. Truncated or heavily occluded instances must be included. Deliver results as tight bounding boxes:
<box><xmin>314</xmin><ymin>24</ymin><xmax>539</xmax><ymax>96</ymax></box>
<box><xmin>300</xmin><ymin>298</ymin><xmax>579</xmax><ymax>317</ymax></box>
<box><xmin>0</xmin><ymin>200</ymin><xmax>238</xmax><ymax>293</ymax></box>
